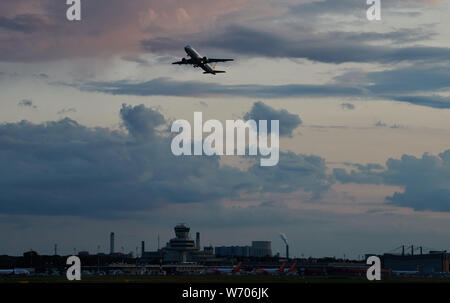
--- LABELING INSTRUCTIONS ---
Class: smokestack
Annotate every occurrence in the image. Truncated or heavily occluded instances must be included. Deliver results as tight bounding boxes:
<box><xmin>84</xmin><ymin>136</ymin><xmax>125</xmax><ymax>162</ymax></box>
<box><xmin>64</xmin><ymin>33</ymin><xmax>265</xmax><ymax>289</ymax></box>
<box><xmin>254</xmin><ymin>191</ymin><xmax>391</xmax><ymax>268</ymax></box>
<box><xmin>402</xmin><ymin>245</ymin><xmax>405</xmax><ymax>256</ymax></box>
<box><xmin>110</xmin><ymin>232</ymin><xmax>115</xmax><ymax>255</ymax></box>
<box><xmin>141</xmin><ymin>241</ymin><xmax>145</xmax><ymax>257</ymax></box>
<box><xmin>411</xmin><ymin>245</ymin><xmax>414</xmax><ymax>256</ymax></box>
<box><xmin>196</xmin><ymin>232</ymin><xmax>200</xmax><ymax>250</ymax></box>
<box><xmin>279</xmin><ymin>233</ymin><xmax>289</xmax><ymax>259</ymax></box>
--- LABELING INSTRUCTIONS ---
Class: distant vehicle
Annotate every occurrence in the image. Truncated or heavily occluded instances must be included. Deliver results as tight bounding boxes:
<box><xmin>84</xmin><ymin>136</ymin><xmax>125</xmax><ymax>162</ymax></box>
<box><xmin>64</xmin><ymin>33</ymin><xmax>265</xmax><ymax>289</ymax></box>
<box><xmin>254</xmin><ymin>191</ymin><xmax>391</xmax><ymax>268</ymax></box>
<box><xmin>204</xmin><ymin>262</ymin><xmax>242</xmax><ymax>275</ymax></box>
<box><xmin>254</xmin><ymin>262</ymin><xmax>286</xmax><ymax>275</ymax></box>
<box><xmin>172</xmin><ymin>45</ymin><xmax>234</xmax><ymax>75</ymax></box>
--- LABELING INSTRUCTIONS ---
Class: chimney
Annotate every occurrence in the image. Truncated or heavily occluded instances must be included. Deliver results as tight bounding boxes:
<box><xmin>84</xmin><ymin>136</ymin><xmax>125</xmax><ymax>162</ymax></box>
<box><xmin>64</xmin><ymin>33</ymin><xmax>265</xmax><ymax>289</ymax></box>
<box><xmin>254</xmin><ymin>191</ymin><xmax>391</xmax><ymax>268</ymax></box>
<box><xmin>402</xmin><ymin>245</ymin><xmax>405</xmax><ymax>256</ymax></box>
<box><xmin>411</xmin><ymin>245</ymin><xmax>414</xmax><ymax>256</ymax></box>
<box><xmin>286</xmin><ymin>244</ymin><xmax>289</xmax><ymax>259</ymax></box>
<box><xmin>196</xmin><ymin>232</ymin><xmax>200</xmax><ymax>250</ymax></box>
<box><xmin>110</xmin><ymin>232</ymin><xmax>115</xmax><ymax>255</ymax></box>
<box><xmin>141</xmin><ymin>241</ymin><xmax>145</xmax><ymax>257</ymax></box>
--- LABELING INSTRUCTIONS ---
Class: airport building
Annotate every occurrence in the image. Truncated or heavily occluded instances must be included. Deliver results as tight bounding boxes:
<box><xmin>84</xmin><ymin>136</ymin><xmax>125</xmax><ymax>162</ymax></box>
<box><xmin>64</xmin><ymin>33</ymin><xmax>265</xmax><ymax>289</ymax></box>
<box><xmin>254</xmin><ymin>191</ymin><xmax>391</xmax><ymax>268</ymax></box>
<box><xmin>382</xmin><ymin>251</ymin><xmax>450</xmax><ymax>273</ymax></box>
<box><xmin>163</xmin><ymin>223</ymin><xmax>198</xmax><ymax>263</ymax></box>
<box><xmin>215</xmin><ymin>241</ymin><xmax>272</xmax><ymax>258</ymax></box>
<box><xmin>215</xmin><ymin>246</ymin><xmax>251</xmax><ymax>257</ymax></box>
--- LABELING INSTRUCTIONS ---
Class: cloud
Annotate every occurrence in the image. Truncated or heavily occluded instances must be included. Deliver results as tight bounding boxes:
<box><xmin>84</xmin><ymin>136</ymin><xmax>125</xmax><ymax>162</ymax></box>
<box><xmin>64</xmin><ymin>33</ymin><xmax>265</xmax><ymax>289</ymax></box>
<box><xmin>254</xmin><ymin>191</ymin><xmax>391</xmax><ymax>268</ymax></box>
<box><xmin>142</xmin><ymin>24</ymin><xmax>446</xmax><ymax>64</ymax></box>
<box><xmin>391</xmin><ymin>95</ymin><xmax>450</xmax><ymax>109</ymax></box>
<box><xmin>341</xmin><ymin>103</ymin><xmax>355</xmax><ymax>110</ymax></box>
<box><xmin>18</xmin><ymin>99</ymin><xmax>36</xmax><ymax>109</ymax></box>
<box><xmin>367</xmin><ymin>65</ymin><xmax>450</xmax><ymax>94</ymax></box>
<box><xmin>334</xmin><ymin>151</ymin><xmax>450</xmax><ymax>212</ymax></box>
<box><xmin>0</xmin><ymin>104</ymin><xmax>331</xmax><ymax>217</ymax></box>
<box><xmin>0</xmin><ymin>0</ymin><xmax>256</xmax><ymax>61</ymax></box>
<box><xmin>375</xmin><ymin>121</ymin><xmax>387</xmax><ymax>127</ymax></box>
<box><xmin>119</xmin><ymin>103</ymin><xmax>165</xmax><ymax>138</ymax></box>
<box><xmin>121</xmin><ymin>55</ymin><xmax>150</xmax><ymax>66</ymax></box>
<box><xmin>75</xmin><ymin>77</ymin><xmax>365</xmax><ymax>98</ymax></box>
<box><xmin>57</xmin><ymin>108</ymin><xmax>76</xmax><ymax>115</ymax></box>
<box><xmin>0</xmin><ymin>14</ymin><xmax>52</xmax><ymax>32</ymax></box>
<box><xmin>0</xmin><ymin>0</ymin><xmax>443</xmax><ymax>63</ymax></box>
<box><xmin>243</xmin><ymin>101</ymin><xmax>302</xmax><ymax>137</ymax></box>
<box><xmin>70</xmin><ymin>64</ymin><xmax>450</xmax><ymax>108</ymax></box>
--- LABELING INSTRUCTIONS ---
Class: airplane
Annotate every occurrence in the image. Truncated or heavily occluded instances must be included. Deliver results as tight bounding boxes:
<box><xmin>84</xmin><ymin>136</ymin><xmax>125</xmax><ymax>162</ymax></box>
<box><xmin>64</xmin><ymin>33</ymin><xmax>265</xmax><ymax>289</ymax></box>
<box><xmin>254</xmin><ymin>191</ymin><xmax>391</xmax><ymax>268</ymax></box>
<box><xmin>254</xmin><ymin>262</ymin><xmax>286</xmax><ymax>275</ymax></box>
<box><xmin>283</xmin><ymin>261</ymin><xmax>297</xmax><ymax>274</ymax></box>
<box><xmin>172</xmin><ymin>45</ymin><xmax>234</xmax><ymax>75</ymax></box>
<box><xmin>204</xmin><ymin>262</ymin><xmax>242</xmax><ymax>275</ymax></box>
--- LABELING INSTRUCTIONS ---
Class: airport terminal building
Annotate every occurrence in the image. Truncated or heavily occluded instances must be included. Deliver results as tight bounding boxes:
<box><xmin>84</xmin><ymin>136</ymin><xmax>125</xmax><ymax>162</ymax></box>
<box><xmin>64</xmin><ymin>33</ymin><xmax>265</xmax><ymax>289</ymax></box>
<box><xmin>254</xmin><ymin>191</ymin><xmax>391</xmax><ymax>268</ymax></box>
<box><xmin>382</xmin><ymin>251</ymin><xmax>450</xmax><ymax>273</ymax></box>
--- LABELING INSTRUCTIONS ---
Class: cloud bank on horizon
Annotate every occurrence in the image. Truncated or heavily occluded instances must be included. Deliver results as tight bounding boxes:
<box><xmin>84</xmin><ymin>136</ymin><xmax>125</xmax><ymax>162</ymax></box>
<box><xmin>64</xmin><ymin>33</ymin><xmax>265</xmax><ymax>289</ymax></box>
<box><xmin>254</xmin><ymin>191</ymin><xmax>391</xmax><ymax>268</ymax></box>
<box><xmin>1</xmin><ymin>103</ymin><xmax>450</xmax><ymax>217</ymax></box>
<box><xmin>0</xmin><ymin>103</ymin><xmax>330</xmax><ymax>217</ymax></box>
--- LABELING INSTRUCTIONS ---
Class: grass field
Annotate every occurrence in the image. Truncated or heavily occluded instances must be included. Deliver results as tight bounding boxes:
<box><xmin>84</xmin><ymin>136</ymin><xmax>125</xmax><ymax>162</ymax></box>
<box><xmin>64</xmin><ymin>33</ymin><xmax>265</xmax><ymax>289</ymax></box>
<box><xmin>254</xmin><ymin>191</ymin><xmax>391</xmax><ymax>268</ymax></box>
<box><xmin>2</xmin><ymin>275</ymin><xmax>450</xmax><ymax>284</ymax></box>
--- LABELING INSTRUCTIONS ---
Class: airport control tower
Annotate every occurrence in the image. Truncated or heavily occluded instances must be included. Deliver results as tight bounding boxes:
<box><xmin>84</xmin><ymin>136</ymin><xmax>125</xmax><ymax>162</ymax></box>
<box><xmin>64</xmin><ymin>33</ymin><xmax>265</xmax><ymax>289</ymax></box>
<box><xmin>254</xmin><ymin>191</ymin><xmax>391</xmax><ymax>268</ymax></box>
<box><xmin>163</xmin><ymin>223</ymin><xmax>198</xmax><ymax>263</ymax></box>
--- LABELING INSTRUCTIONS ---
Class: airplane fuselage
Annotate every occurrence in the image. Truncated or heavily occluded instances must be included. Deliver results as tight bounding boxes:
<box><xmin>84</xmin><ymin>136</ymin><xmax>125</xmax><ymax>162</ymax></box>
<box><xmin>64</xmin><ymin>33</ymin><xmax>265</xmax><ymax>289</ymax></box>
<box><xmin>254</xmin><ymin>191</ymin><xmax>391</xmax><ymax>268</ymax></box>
<box><xmin>184</xmin><ymin>45</ymin><xmax>216</xmax><ymax>74</ymax></box>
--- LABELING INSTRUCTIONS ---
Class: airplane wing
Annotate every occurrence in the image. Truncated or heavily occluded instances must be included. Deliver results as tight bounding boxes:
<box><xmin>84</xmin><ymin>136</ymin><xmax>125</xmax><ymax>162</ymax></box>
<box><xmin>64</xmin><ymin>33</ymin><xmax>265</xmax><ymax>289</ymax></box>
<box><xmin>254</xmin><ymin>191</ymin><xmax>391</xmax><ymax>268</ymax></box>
<box><xmin>207</xmin><ymin>59</ymin><xmax>234</xmax><ymax>63</ymax></box>
<box><xmin>172</xmin><ymin>58</ymin><xmax>195</xmax><ymax>65</ymax></box>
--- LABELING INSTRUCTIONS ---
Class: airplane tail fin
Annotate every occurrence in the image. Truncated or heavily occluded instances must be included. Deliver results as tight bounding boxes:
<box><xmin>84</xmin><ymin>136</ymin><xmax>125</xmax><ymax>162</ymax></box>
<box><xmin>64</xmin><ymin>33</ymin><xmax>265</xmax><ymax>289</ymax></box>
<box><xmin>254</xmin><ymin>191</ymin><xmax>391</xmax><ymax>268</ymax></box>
<box><xmin>233</xmin><ymin>262</ymin><xmax>242</xmax><ymax>273</ymax></box>
<box><xmin>288</xmin><ymin>261</ymin><xmax>297</xmax><ymax>272</ymax></box>
<box><xmin>278</xmin><ymin>262</ymin><xmax>286</xmax><ymax>273</ymax></box>
<box><xmin>211</xmin><ymin>63</ymin><xmax>226</xmax><ymax>74</ymax></box>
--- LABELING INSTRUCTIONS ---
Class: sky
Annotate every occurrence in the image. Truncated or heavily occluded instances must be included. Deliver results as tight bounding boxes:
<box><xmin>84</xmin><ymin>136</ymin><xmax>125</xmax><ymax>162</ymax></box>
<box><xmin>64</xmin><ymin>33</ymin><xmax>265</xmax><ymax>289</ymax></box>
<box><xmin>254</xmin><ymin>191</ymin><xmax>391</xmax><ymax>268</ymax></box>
<box><xmin>1</xmin><ymin>0</ymin><xmax>450</xmax><ymax>258</ymax></box>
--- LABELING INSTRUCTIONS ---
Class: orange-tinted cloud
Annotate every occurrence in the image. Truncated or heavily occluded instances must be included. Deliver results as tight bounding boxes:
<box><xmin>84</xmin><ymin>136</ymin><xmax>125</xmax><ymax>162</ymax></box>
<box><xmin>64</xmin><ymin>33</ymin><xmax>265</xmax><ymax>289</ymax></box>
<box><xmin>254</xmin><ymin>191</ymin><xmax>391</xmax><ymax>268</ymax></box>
<box><xmin>0</xmin><ymin>0</ymin><xmax>258</xmax><ymax>61</ymax></box>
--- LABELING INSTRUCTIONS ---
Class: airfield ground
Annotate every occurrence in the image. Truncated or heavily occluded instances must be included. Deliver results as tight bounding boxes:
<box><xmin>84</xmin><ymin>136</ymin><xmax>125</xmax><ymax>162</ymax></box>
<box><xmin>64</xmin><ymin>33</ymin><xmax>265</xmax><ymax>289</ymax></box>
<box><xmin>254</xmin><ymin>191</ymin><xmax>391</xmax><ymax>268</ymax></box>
<box><xmin>1</xmin><ymin>275</ymin><xmax>450</xmax><ymax>283</ymax></box>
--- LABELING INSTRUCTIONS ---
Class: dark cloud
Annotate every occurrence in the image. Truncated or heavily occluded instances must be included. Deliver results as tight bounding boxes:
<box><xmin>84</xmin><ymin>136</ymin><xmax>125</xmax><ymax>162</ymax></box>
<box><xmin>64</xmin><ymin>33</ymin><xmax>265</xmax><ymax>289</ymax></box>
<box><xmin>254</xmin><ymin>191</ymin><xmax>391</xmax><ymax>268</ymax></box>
<box><xmin>367</xmin><ymin>65</ymin><xmax>450</xmax><ymax>94</ymax></box>
<box><xmin>142</xmin><ymin>25</ymin><xmax>446</xmax><ymax>64</ymax></box>
<box><xmin>76</xmin><ymin>77</ymin><xmax>365</xmax><ymax>98</ymax></box>
<box><xmin>243</xmin><ymin>101</ymin><xmax>302</xmax><ymax>137</ymax></box>
<box><xmin>0</xmin><ymin>14</ymin><xmax>51</xmax><ymax>32</ymax></box>
<box><xmin>391</xmin><ymin>95</ymin><xmax>450</xmax><ymax>109</ymax></box>
<box><xmin>119</xmin><ymin>104</ymin><xmax>165</xmax><ymax>139</ymax></box>
<box><xmin>71</xmin><ymin>64</ymin><xmax>450</xmax><ymax>108</ymax></box>
<box><xmin>0</xmin><ymin>104</ymin><xmax>332</xmax><ymax>218</ymax></box>
<box><xmin>249</xmin><ymin>152</ymin><xmax>329</xmax><ymax>199</ymax></box>
<box><xmin>334</xmin><ymin>151</ymin><xmax>450</xmax><ymax>212</ymax></box>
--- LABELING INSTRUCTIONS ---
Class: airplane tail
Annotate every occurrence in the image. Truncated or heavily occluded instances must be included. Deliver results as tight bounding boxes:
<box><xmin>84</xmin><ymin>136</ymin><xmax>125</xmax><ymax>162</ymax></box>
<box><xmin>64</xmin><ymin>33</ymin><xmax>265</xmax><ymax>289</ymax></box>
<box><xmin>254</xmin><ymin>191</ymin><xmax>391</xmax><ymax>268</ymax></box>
<box><xmin>233</xmin><ymin>262</ymin><xmax>242</xmax><ymax>273</ymax></box>
<box><xmin>288</xmin><ymin>261</ymin><xmax>297</xmax><ymax>273</ymax></box>
<box><xmin>211</xmin><ymin>62</ymin><xmax>226</xmax><ymax>74</ymax></box>
<box><xmin>278</xmin><ymin>262</ymin><xmax>286</xmax><ymax>273</ymax></box>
